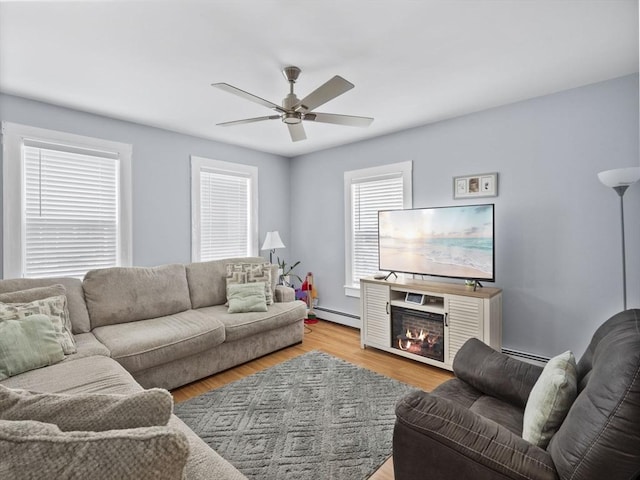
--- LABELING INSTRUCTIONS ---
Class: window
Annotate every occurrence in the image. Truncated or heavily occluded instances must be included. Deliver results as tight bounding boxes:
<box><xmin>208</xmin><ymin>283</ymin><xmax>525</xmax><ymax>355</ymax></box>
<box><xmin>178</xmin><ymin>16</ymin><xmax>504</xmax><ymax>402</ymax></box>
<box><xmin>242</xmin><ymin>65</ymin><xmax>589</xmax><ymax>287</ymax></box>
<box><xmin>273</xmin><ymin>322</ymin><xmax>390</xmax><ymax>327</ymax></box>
<box><xmin>191</xmin><ymin>156</ymin><xmax>258</xmax><ymax>261</ymax></box>
<box><xmin>2</xmin><ymin>122</ymin><xmax>132</xmax><ymax>278</ymax></box>
<box><xmin>344</xmin><ymin>161</ymin><xmax>412</xmax><ymax>297</ymax></box>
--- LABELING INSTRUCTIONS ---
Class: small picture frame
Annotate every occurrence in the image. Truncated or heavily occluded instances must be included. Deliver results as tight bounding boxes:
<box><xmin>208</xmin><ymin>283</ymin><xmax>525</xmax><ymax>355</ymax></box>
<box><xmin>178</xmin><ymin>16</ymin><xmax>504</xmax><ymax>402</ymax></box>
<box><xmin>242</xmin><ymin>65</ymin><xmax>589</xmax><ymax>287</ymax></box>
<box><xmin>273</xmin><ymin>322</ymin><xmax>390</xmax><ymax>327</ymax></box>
<box><xmin>453</xmin><ymin>172</ymin><xmax>498</xmax><ymax>199</ymax></box>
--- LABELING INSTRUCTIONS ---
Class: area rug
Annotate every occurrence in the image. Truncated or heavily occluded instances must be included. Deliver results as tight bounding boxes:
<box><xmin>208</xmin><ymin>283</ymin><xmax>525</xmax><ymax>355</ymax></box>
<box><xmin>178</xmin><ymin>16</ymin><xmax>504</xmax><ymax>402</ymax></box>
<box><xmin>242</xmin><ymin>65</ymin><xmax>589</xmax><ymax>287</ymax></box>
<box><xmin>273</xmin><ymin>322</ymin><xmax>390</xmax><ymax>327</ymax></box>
<box><xmin>174</xmin><ymin>351</ymin><xmax>416</xmax><ymax>480</ymax></box>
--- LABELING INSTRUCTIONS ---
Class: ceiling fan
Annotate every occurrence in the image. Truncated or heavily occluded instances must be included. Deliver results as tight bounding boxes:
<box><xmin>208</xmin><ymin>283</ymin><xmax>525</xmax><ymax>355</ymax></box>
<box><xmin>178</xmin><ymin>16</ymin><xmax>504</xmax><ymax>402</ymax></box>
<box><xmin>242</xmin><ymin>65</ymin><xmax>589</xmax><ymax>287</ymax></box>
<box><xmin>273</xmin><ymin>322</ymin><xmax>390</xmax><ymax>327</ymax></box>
<box><xmin>212</xmin><ymin>66</ymin><xmax>374</xmax><ymax>142</ymax></box>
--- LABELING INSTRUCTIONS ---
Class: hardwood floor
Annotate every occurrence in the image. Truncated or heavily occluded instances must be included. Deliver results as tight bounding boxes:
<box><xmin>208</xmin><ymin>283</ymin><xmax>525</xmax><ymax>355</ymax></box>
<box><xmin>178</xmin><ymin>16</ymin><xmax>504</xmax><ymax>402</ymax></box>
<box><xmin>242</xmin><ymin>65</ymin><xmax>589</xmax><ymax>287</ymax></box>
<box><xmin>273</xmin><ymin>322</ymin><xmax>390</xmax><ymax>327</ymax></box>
<box><xmin>171</xmin><ymin>320</ymin><xmax>453</xmax><ymax>479</ymax></box>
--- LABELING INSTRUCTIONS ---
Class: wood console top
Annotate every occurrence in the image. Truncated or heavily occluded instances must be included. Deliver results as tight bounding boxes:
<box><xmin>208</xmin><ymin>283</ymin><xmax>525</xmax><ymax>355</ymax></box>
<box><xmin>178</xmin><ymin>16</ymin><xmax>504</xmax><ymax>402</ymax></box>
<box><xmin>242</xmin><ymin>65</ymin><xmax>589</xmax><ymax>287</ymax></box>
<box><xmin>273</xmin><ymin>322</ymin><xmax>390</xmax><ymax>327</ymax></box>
<box><xmin>361</xmin><ymin>276</ymin><xmax>502</xmax><ymax>299</ymax></box>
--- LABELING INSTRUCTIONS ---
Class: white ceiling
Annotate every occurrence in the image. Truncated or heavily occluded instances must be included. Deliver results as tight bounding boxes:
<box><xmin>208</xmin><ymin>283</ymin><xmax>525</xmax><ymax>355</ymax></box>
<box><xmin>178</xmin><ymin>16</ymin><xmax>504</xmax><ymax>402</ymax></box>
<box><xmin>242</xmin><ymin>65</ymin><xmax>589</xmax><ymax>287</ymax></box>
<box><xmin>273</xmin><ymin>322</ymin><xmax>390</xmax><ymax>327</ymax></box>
<box><xmin>0</xmin><ymin>1</ymin><xmax>637</xmax><ymax>158</ymax></box>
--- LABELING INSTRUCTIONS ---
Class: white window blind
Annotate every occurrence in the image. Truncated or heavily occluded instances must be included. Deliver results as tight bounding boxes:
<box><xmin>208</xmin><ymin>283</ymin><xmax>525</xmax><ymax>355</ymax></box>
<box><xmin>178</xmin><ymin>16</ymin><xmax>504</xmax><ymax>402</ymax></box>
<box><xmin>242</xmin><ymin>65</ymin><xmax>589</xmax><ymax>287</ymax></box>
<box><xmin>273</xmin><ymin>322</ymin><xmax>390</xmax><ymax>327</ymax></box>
<box><xmin>23</xmin><ymin>141</ymin><xmax>120</xmax><ymax>278</ymax></box>
<box><xmin>344</xmin><ymin>161</ymin><xmax>412</xmax><ymax>296</ymax></box>
<box><xmin>2</xmin><ymin>122</ymin><xmax>132</xmax><ymax>280</ymax></box>
<box><xmin>191</xmin><ymin>156</ymin><xmax>258</xmax><ymax>262</ymax></box>
<box><xmin>351</xmin><ymin>175</ymin><xmax>404</xmax><ymax>284</ymax></box>
<box><xmin>200</xmin><ymin>169</ymin><xmax>251</xmax><ymax>260</ymax></box>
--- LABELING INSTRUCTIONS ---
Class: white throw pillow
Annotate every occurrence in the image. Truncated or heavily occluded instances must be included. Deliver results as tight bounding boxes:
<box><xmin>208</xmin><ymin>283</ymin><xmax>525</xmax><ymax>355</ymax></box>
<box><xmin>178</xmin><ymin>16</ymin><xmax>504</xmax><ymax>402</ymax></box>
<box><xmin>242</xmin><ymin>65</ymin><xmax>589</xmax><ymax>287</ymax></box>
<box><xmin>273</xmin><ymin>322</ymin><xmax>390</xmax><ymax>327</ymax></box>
<box><xmin>522</xmin><ymin>350</ymin><xmax>577</xmax><ymax>448</ymax></box>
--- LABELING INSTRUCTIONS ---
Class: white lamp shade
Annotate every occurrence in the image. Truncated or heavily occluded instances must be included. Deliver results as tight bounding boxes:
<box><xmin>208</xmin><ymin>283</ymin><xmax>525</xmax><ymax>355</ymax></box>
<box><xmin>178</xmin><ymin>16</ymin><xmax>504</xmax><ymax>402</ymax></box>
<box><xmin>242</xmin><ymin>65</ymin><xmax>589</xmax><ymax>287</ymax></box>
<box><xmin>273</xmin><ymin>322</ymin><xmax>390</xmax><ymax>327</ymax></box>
<box><xmin>597</xmin><ymin>167</ymin><xmax>640</xmax><ymax>188</ymax></box>
<box><xmin>261</xmin><ymin>231</ymin><xmax>285</xmax><ymax>250</ymax></box>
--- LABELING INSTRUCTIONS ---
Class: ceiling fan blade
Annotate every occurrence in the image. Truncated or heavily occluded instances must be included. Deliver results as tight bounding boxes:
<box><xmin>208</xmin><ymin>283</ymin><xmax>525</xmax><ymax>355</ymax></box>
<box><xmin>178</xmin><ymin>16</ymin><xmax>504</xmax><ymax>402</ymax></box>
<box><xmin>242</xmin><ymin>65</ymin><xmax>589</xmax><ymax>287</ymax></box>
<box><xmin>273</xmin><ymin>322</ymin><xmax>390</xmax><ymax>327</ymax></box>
<box><xmin>295</xmin><ymin>76</ymin><xmax>354</xmax><ymax>112</ymax></box>
<box><xmin>212</xmin><ymin>83</ymin><xmax>286</xmax><ymax>113</ymax></box>
<box><xmin>287</xmin><ymin>123</ymin><xmax>307</xmax><ymax>142</ymax></box>
<box><xmin>304</xmin><ymin>112</ymin><xmax>374</xmax><ymax>127</ymax></box>
<box><xmin>217</xmin><ymin>115</ymin><xmax>280</xmax><ymax>127</ymax></box>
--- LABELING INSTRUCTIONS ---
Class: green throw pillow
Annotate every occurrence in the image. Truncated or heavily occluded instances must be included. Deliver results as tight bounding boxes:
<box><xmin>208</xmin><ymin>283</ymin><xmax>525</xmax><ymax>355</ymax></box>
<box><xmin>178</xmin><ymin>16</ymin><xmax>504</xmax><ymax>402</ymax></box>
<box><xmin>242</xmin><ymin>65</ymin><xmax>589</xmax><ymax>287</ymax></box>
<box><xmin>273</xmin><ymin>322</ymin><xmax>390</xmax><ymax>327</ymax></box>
<box><xmin>227</xmin><ymin>282</ymin><xmax>268</xmax><ymax>313</ymax></box>
<box><xmin>0</xmin><ymin>314</ymin><xmax>65</xmax><ymax>380</ymax></box>
<box><xmin>522</xmin><ymin>350</ymin><xmax>577</xmax><ymax>448</ymax></box>
<box><xmin>0</xmin><ymin>295</ymin><xmax>76</xmax><ymax>354</ymax></box>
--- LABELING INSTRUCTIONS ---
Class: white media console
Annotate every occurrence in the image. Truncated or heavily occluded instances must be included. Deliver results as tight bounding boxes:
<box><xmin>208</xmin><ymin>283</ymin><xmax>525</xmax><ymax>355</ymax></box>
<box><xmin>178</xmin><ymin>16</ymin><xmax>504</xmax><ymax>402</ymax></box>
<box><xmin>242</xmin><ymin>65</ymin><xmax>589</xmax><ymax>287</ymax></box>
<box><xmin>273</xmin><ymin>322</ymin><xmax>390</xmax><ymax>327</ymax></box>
<box><xmin>360</xmin><ymin>277</ymin><xmax>502</xmax><ymax>371</ymax></box>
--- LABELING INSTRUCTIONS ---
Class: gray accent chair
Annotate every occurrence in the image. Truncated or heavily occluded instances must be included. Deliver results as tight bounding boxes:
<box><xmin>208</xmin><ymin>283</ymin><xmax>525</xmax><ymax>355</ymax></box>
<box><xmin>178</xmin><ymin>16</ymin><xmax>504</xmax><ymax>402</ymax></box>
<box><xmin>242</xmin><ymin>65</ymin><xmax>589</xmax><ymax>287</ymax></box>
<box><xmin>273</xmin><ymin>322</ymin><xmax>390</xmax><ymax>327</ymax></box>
<box><xmin>393</xmin><ymin>309</ymin><xmax>640</xmax><ymax>480</ymax></box>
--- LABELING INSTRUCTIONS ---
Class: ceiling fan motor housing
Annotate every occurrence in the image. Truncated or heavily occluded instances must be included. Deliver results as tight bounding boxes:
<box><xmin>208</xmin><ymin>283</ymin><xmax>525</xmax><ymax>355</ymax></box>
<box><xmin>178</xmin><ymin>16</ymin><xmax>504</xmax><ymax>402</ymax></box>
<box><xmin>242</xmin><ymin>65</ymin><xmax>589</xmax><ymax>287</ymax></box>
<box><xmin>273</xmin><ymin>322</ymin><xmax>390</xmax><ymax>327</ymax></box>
<box><xmin>282</xmin><ymin>66</ymin><xmax>301</xmax><ymax>83</ymax></box>
<box><xmin>282</xmin><ymin>93</ymin><xmax>302</xmax><ymax>124</ymax></box>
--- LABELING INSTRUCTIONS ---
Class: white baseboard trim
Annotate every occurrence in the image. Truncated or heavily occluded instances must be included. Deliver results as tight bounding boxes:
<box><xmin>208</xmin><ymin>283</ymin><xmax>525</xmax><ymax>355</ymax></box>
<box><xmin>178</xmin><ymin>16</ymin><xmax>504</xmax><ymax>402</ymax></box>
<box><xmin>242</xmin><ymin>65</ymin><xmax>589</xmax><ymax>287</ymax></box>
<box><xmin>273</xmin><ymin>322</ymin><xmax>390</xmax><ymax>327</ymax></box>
<box><xmin>313</xmin><ymin>307</ymin><xmax>361</xmax><ymax>329</ymax></box>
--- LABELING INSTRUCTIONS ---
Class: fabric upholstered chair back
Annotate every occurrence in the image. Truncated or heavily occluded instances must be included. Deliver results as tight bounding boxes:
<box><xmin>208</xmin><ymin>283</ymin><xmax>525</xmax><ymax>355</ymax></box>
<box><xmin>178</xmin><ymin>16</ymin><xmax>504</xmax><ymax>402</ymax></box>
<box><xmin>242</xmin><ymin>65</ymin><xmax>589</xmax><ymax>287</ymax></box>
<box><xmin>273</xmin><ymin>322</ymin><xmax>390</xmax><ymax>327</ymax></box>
<box><xmin>547</xmin><ymin>309</ymin><xmax>640</xmax><ymax>480</ymax></box>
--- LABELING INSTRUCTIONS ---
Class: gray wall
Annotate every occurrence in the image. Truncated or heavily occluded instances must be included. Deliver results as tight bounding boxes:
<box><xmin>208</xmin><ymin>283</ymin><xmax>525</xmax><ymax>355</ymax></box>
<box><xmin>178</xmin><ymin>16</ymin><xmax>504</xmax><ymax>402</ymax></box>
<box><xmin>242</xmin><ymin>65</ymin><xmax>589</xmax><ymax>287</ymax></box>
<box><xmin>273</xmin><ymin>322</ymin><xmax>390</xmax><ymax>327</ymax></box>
<box><xmin>289</xmin><ymin>74</ymin><xmax>640</xmax><ymax>359</ymax></box>
<box><xmin>1</xmin><ymin>75</ymin><xmax>638</xmax><ymax>359</ymax></box>
<box><xmin>0</xmin><ymin>93</ymin><xmax>292</xmax><ymax>272</ymax></box>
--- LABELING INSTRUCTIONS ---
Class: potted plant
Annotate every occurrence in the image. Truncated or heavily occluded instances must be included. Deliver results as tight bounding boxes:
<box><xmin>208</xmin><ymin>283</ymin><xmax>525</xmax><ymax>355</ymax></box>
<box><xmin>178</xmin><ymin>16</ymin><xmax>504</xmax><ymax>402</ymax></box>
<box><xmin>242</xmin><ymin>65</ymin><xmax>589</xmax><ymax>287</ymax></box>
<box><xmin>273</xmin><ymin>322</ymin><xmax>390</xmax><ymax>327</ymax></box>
<box><xmin>277</xmin><ymin>257</ymin><xmax>302</xmax><ymax>287</ymax></box>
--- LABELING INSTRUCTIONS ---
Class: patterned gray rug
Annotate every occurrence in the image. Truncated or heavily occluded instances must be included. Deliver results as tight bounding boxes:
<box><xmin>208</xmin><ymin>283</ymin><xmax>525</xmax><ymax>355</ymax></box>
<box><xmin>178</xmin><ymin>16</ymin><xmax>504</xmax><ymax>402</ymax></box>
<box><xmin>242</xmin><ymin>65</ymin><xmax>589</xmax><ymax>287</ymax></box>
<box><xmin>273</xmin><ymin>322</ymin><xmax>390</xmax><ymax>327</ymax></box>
<box><xmin>174</xmin><ymin>351</ymin><xmax>416</xmax><ymax>480</ymax></box>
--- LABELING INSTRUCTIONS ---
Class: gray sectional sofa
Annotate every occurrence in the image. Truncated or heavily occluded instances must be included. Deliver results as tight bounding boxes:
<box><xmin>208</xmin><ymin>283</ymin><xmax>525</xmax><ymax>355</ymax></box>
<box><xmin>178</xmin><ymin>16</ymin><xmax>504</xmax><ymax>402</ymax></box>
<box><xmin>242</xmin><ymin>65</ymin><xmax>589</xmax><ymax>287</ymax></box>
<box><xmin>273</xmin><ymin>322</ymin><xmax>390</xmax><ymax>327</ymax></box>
<box><xmin>0</xmin><ymin>256</ymin><xmax>307</xmax><ymax>479</ymax></box>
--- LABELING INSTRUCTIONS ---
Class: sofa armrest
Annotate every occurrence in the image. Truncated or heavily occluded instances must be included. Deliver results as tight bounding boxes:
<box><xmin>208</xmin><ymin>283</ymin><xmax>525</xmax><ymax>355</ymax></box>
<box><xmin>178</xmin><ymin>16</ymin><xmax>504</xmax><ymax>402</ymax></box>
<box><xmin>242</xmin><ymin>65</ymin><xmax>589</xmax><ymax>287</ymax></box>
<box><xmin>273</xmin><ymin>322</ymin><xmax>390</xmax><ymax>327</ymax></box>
<box><xmin>274</xmin><ymin>285</ymin><xmax>295</xmax><ymax>303</ymax></box>
<box><xmin>394</xmin><ymin>391</ymin><xmax>558</xmax><ymax>480</ymax></box>
<box><xmin>453</xmin><ymin>338</ymin><xmax>543</xmax><ymax>408</ymax></box>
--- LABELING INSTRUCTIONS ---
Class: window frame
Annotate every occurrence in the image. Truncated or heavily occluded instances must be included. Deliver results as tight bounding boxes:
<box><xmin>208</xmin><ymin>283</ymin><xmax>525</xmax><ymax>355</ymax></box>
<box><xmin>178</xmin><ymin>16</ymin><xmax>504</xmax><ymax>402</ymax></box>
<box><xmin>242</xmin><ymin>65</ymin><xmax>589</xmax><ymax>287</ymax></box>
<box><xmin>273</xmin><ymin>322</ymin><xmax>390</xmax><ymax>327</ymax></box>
<box><xmin>190</xmin><ymin>155</ymin><xmax>259</xmax><ymax>262</ymax></box>
<box><xmin>2</xmin><ymin>122</ymin><xmax>132</xmax><ymax>279</ymax></box>
<box><xmin>343</xmin><ymin>161</ymin><xmax>412</xmax><ymax>297</ymax></box>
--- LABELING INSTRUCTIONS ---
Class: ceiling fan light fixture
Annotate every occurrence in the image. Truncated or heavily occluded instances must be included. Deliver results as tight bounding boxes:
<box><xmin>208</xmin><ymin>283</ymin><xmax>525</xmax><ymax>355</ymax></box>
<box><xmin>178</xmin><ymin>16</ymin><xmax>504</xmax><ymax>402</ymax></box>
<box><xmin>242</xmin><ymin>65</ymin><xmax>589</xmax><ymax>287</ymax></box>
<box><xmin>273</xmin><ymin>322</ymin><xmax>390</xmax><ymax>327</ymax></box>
<box><xmin>282</xmin><ymin>112</ymin><xmax>301</xmax><ymax>124</ymax></box>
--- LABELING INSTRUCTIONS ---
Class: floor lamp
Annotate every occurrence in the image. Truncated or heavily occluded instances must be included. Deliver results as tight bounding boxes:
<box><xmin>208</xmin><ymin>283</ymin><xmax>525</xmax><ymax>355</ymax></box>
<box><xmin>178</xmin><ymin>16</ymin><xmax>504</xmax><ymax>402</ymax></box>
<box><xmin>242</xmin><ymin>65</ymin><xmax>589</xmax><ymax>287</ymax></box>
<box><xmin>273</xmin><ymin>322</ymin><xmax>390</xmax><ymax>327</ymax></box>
<box><xmin>597</xmin><ymin>167</ymin><xmax>640</xmax><ymax>310</ymax></box>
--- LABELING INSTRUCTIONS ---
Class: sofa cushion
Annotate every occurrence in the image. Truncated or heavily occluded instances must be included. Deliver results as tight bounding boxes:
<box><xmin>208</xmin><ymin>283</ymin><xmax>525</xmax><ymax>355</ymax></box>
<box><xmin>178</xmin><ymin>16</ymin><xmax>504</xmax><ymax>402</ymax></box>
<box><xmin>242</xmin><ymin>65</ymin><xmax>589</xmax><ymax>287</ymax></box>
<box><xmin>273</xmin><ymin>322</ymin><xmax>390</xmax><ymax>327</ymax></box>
<box><xmin>227</xmin><ymin>282</ymin><xmax>268</xmax><ymax>313</ymax></box>
<box><xmin>434</xmin><ymin>377</ymin><xmax>524</xmax><ymax>436</ymax></box>
<box><xmin>469</xmin><ymin>395</ymin><xmax>524</xmax><ymax>436</ymax></box>
<box><xmin>0</xmin><ymin>420</ymin><xmax>189</xmax><ymax>480</ymax></box>
<box><xmin>0</xmin><ymin>355</ymin><xmax>141</xmax><ymax>396</ymax></box>
<box><xmin>0</xmin><ymin>295</ymin><xmax>76</xmax><ymax>354</ymax></box>
<box><xmin>66</xmin><ymin>332</ymin><xmax>111</xmax><ymax>361</ymax></box>
<box><xmin>0</xmin><ymin>284</ymin><xmax>65</xmax><ymax>304</ymax></box>
<box><xmin>198</xmin><ymin>300</ymin><xmax>306</xmax><ymax>342</ymax></box>
<box><xmin>0</xmin><ymin>315</ymin><xmax>65</xmax><ymax>380</ymax></box>
<box><xmin>453</xmin><ymin>338</ymin><xmax>543</xmax><ymax>409</ymax></box>
<box><xmin>0</xmin><ymin>277</ymin><xmax>91</xmax><ymax>334</ymax></box>
<box><xmin>0</xmin><ymin>385</ymin><xmax>173</xmax><ymax>432</ymax></box>
<box><xmin>83</xmin><ymin>264</ymin><xmax>192</xmax><ymax>328</ymax></box>
<box><xmin>92</xmin><ymin>310</ymin><xmax>226</xmax><ymax>373</ymax></box>
<box><xmin>523</xmin><ymin>350</ymin><xmax>577</xmax><ymax>448</ymax></box>
<box><xmin>186</xmin><ymin>257</ymin><xmax>276</xmax><ymax>309</ymax></box>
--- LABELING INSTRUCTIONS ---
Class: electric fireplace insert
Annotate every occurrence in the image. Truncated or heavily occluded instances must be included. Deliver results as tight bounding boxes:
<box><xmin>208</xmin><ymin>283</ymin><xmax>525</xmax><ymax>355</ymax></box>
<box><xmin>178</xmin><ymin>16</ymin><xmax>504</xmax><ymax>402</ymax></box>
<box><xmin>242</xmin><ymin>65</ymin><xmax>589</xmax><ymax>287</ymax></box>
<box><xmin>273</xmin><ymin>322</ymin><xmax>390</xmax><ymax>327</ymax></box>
<box><xmin>391</xmin><ymin>306</ymin><xmax>444</xmax><ymax>362</ymax></box>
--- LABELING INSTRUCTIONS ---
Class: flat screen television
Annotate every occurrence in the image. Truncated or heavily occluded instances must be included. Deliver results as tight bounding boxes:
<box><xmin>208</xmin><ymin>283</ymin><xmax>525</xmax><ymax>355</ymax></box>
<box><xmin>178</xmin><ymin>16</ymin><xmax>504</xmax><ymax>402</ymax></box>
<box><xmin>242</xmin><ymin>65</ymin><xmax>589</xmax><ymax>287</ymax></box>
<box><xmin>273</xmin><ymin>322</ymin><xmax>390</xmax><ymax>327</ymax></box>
<box><xmin>378</xmin><ymin>204</ymin><xmax>495</xmax><ymax>282</ymax></box>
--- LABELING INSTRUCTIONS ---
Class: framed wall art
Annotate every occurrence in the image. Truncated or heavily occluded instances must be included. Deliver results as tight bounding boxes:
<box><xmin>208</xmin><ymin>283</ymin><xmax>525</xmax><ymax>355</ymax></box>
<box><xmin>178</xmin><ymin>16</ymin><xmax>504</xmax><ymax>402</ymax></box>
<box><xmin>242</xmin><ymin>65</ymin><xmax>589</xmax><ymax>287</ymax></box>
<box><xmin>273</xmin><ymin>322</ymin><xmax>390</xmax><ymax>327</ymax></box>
<box><xmin>453</xmin><ymin>172</ymin><xmax>498</xmax><ymax>199</ymax></box>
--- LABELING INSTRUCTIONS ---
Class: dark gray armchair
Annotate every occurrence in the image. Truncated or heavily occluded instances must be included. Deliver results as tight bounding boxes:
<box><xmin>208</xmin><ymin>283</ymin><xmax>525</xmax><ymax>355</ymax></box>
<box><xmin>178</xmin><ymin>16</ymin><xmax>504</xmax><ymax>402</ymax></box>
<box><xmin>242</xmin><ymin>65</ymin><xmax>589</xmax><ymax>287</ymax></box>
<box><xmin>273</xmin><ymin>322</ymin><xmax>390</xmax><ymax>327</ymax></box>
<box><xmin>393</xmin><ymin>309</ymin><xmax>640</xmax><ymax>480</ymax></box>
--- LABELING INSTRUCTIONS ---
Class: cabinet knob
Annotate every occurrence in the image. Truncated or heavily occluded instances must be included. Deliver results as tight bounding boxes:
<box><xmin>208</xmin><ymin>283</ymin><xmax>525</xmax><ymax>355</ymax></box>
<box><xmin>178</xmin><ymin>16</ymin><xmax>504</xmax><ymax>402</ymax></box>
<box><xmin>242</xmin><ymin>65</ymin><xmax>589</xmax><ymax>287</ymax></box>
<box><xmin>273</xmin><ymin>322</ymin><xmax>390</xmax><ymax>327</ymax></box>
<box><xmin>444</xmin><ymin>312</ymin><xmax>449</xmax><ymax>327</ymax></box>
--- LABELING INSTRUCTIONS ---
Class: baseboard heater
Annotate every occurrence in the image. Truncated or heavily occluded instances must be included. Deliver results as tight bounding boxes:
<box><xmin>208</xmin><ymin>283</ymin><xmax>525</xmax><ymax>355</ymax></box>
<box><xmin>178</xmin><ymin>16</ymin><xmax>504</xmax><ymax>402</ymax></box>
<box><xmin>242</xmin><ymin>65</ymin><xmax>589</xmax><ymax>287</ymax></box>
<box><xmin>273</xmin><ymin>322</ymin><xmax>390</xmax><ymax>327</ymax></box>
<box><xmin>313</xmin><ymin>306</ymin><xmax>359</xmax><ymax>319</ymax></box>
<box><xmin>312</xmin><ymin>307</ymin><xmax>360</xmax><ymax>328</ymax></box>
<box><xmin>501</xmin><ymin>348</ymin><xmax>550</xmax><ymax>366</ymax></box>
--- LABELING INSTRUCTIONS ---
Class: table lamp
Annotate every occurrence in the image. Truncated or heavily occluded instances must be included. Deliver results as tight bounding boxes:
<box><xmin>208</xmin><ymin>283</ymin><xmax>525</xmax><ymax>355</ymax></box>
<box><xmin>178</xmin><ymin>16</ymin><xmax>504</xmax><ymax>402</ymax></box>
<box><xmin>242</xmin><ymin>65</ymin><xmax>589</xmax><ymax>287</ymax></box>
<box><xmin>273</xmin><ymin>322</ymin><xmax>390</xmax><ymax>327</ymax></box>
<box><xmin>261</xmin><ymin>231</ymin><xmax>285</xmax><ymax>264</ymax></box>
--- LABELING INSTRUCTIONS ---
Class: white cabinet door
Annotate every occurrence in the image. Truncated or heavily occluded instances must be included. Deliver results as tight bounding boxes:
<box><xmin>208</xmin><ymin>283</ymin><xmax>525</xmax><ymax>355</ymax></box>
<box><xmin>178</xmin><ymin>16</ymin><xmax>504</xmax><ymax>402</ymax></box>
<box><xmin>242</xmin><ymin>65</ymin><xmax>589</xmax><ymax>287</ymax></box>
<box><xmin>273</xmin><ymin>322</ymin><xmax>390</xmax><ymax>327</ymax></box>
<box><xmin>445</xmin><ymin>295</ymin><xmax>483</xmax><ymax>364</ymax></box>
<box><xmin>362</xmin><ymin>283</ymin><xmax>390</xmax><ymax>348</ymax></box>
